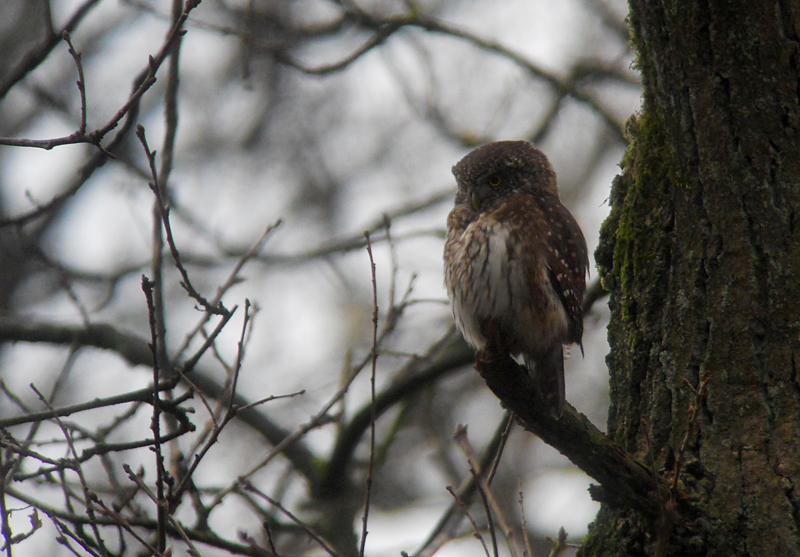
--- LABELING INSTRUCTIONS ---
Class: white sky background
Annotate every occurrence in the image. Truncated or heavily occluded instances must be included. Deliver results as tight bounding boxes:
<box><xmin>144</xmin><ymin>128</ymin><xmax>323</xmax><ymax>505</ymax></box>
<box><xmin>0</xmin><ymin>0</ymin><xmax>639</xmax><ymax>555</ymax></box>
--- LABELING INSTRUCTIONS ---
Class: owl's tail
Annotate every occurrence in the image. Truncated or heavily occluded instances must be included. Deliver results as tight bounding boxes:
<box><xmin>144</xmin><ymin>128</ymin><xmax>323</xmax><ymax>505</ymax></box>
<box><xmin>524</xmin><ymin>345</ymin><xmax>565</xmax><ymax>418</ymax></box>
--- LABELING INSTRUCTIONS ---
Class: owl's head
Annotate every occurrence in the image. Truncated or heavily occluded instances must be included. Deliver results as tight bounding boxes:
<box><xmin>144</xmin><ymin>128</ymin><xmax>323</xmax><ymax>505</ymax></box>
<box><xmin>452</xmin><ymin>141</ymin><xmax>558</xmax><ymax>212</ymax></box>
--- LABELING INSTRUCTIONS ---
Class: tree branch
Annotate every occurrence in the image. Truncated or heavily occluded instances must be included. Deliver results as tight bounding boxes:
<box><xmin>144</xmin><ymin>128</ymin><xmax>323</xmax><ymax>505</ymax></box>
<box><xmin>474</xmin><ymin>350</ymin><xmax>667</xmax><ymax>519</ymax></box>
<box><xmin>0</xmin><ymin>318</ymin><xmax>320</xmax><ymax>485</ymax></box>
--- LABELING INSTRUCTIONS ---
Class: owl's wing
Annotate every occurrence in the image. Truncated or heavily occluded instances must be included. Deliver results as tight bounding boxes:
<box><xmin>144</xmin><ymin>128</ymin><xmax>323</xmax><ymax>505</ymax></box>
<box><xmin>543</xmin><ymin>202</ymin><xmax>589</xmax><ymax>348</ymax></box>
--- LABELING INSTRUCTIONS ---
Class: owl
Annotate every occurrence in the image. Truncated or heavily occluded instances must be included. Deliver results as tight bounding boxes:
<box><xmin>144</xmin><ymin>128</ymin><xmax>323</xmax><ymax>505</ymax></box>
<box><xmin>444</xmin><ymin>141</ymin><xmax>589</xmax><ymax>417</ymax></box>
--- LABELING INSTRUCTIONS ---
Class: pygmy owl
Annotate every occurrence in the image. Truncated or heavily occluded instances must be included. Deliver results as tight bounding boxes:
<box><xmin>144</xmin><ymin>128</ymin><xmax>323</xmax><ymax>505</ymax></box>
<box><xmin>444</xmin><ymin>141</ymin><xmax>589</xmax><ymax>417</ymax></box>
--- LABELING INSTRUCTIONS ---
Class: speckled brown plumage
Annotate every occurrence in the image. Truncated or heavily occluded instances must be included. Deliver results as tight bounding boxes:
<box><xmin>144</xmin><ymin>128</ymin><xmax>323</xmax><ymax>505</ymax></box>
<box><xmin>444</xmin><ymin>141</ymin><xmax>589</xmax><ymax>417</ymax></box>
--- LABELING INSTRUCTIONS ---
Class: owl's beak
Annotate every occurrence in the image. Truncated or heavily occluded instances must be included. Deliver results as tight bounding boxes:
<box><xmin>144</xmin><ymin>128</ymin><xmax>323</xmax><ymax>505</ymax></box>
<box><xmin>470</xmin><ymin>191</ymin><xmax>481</xmax><ymax>211</ymax></box>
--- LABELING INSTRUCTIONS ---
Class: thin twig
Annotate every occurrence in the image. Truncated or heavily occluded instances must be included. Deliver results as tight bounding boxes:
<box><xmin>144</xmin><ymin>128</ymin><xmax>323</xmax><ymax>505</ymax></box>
<box><xmin>486</xmin><ymin>413</ymin><xmax>513</xmax><ymax>484</ymax></box>
<box><xmin>61</xmin><ymin>32</ymin><xmax>87</xmax><ymax>134</ymax></box>
<box><xmin>8</xmin><ymin>421</ymin><xmax>193</xmax><ymax>482</ymax></box>
<box><xmin>383</xmin><ymin>215</ymin><xmax>398</xmax><ymax>311</ymax></box>
<box><xmin>170</xmin><ymin>407</ymin><xmax>237</xmax><ymax>508</ymax></box>
<box><xmin>518</xmin><ymin>488</ymin><xmax>533</xmax><ymax>557</ymax></box>
<box><xmin>0</xmin><ymin>455</ymin><xmax>15</xmax><ymax>557</ymax></box>
<box><xmin>179</xmin><ymin>306</ymin><xmax>238</xmax><ymax>375</ymax></box>
<box><xmin>263</xmin><ymin>521</ymin><xmax>279</xmax><ymax>557</ymax></box>
<box><xmin>29</xmin><ymin>385</ymin><xmax>110</xmax><ymax>557</ymax></box>
<box><xmin>137</xmin><ymin>125</ymin><xmax>227</xmax><ymax>316</ymax></box>
<box><xmin>0</xmin><ymin>380</ymin><xmax>179</xmax><ymax>428</ymax></box>
<box><xmin>453</xmin><ymin>426</ymin><xmax>499</xmax><ymax>557</ymax></box>
<box><xmin>412</xmin><ymin>412</ymin><xmax>512</xmax><ymax>557</ymax></box>
<box><xmin>359</xmin><ymin>232</ymin><xmax>380</xmax><ymax>557</ymax></box>
<box><xmin>445</xmin><ymin>487</ymin><xmax>491</xmax><ymax>557</ymax></box>
<box><xmin>90</xmin><ymin>496</ymin><xmax>162</xmax><ymax>556</ymax></box>
<box><xmin>237</xmin><ymin>390</ymin><xmax>306</xmax><ymax>411</ymax></box>
<box><xmin>242</xmin><ymin>480</ymin><xmax>339</xmax><ymax>557</ymax></box>
<box><xmin>141</xmin><ymin>127</ymin><xmax>172</xmax><ymax>375</ymax></box>
<box><xmin>90</xmin><ymin>0</ymin><xmax>200</xmax><ymax>144</ymax></box>
<box><xmin>6</xmin><ymin>484</ymin><xmax>272</xmax><ymax>556</ymax></box>
<box><xmin>50</xmin><ymin>516</ymin><xmax>102</xmax><ymax>557</ymax></box>
<box><xmin>170</xmin><ymin>303</ymin><xmax>254</xmax><ymax>506</ymax></box>
<box><xmin>203</xmin><ymin>379</ymin><xmax>344</xmax><ymax>512</ymax></box>
<box><xmin>228</xmin><ymin>299</ymin><xmax>251</xmax><ymax>409</ymax></box>
<box><xmin>141</xmin><ymin>276</ymin><xmax>168</xmax><ymax>553</ymax></box>
<box><xmin>454</xmin><ymin>425</ymin><xmax>521</xmax><ymax>557</ymax></box>
<box><xmin>167</xmin><ymin>516</ymin><xmax>203</xmax><ymax>557</ymax></box>
<box><xmin>175</xmin><ymin>220</ymin><xmax>282</xmax><ymax>364</ymax></box>
<box><xmin>547</xmin><ymin>527</ymin><xmax>571</xmax><ymax>557</ymax></box>
<box><xmin>319</xmin><ymin>329</ymin><xmax>471</xmax><ymax>498</ymax></box>
<box><xmin>158</xmin><ymin>0</ymin><xmax>184</xmax><ymax>190</ymax></box>
<box><xmin>172</xmin><ymin>361</ymin><xmax>304</xmax><ymax>513</ymax></box>
<box><xmin>0</xmin><ymin>0</ymin><xmax>200</xmax><ymax>150</ymax></box>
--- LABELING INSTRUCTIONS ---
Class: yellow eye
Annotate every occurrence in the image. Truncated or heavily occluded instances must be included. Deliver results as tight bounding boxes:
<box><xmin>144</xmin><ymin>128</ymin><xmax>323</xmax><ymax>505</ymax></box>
<box><xmin>488</xmin><ymin>174</ymin><xmax>502</xmax><ymax>187</ymax></box>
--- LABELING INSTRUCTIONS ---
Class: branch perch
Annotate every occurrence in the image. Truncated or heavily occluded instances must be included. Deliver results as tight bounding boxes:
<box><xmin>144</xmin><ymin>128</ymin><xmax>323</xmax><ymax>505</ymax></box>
<box><xmin>475</xmin><ymin>349</ymin><xmax>667</xmax><ymax>518</ymax></box>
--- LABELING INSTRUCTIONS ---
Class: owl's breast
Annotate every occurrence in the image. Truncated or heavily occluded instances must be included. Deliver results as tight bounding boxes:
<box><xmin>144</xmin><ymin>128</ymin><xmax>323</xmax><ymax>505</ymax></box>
<box><xmin>444</xmin><ymin>214</ymin><xmax>569</xmax><ymax>357</ymax></box>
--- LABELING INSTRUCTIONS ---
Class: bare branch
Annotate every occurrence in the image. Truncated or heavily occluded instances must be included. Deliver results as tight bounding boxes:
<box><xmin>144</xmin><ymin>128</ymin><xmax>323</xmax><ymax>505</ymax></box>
<box><xmin>0</xmin><ymin>0</ymin><xmax>200</xmax><ymax>151</ymax></box>
<box><xmin>270</xmin><ymin>9</ymin><xmax>626</xmax><ymax>140</ymax></box>
<box><xmin>0</xmin><ymin>317</ymin><xmax>321</xmax><ymax>485</ymax></box>
<box><xmin>138</xmin><ymin>125</ymin><xmax>228</xmax><ymax>316</ymax></box>
<box><xmin>358</xmin><ymin>232</ymin><xmax>379</xmax><ymax>557</ymax></box>
<box><xmin>411</xmin><ymin>412</ymin><xmax>513</xmax><ymax>557</ymax></box>
<box><xmin>445</xmin><ymin>486</ymin><xmax>492</xmax><ymax>557</ymax></box>
<box><xmin>318</xmin><ymin>329</ymin><xmax>472</xmax><ymax>498</ymax></box>
<box><xmin>453</xmin><ymin>426</ymin><xmax>508</xmax><ymax>557</ymax></box>
<box><xmin>0</xmin><ymin>380</ymin><xmax>178</xmax><ymax>429</ymax></box>
<box><xmin>141</xmin><ymin>276</ymin><xmax>168</xmax><ymax>553</ymax></box>
<box><xmin>243</xmin><ymin>481</ymin><xmax>340</xmax><ymax>557</ymax></box>
<box><xmin>175</xmin><ymin>220</ymin><xmax>282</xmax><ymax>365</ymax></box>
<box><xmin>61</xmin><ymin>32</ymin><xmax>87</xmax><ymax>135</ymax></box>
<box><xmin>474</xmin><ymin>350</ymin><xmax>667</xmax><ymax>518</ymax></box>
<box><xmin>29</xmin><ymin>384</ymin><xmax>110</xmax><ymax>557</ymax></box>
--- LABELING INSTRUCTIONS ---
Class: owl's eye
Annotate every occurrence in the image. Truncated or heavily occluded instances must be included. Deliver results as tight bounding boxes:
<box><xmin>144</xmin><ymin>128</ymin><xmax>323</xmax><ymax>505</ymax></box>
<box><xmin>488</xmin><ymin>174</ymin><xmax>502</xmax><ymax>187</ymax></box>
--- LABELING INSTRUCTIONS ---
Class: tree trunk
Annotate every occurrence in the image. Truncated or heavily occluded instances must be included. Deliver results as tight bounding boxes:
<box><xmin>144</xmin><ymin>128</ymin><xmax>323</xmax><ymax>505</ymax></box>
<box><xmin>585</xmin><ymin>1</ymin><xmax>800</xmax><ymax>555</ymax></box>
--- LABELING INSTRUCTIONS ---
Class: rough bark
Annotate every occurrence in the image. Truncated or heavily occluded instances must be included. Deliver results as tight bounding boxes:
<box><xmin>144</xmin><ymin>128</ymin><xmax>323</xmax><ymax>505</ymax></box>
<box><xmin>584</xmin><ymin>1</ymin><xmax>800</xmax><ymax>555</ymax></box>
